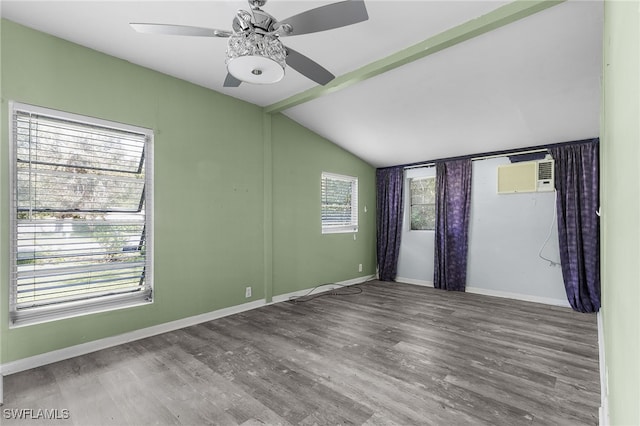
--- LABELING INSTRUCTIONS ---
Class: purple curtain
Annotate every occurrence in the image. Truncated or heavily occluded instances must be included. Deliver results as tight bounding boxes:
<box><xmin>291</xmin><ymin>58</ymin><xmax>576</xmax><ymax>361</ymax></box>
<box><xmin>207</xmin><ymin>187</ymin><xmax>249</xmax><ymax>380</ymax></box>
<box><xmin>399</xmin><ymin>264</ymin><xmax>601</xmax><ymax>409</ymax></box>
<box><xmin>376</xmin><ymin>167</ymin><xmax>404</xmax><ymax>281</ymax></box>
<box><xmin>549</xmin><ymin>140</ymin><xmax>600</xmax><ymax>313</ymax></box>
<box><xmin>434</xmin><ymin>159</ymin><xmax>472</xmax><ymax>291</ymax></box>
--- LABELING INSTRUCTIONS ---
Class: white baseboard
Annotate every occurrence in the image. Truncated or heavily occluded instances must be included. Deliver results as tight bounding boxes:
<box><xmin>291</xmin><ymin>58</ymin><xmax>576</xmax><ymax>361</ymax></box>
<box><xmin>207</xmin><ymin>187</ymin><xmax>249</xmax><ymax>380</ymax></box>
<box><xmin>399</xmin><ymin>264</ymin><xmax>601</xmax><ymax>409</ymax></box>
<box><xmin>0</xmin><ymin>299</ymin><xmax>266</xmax><ymax>377</ymax></box>
<box><xmin>396</xmin><ymin>279</ymin><xmax>570</xmax><ymax>308</ymax></box>
<box><xmin>465</xmin><ymin>286</ymin><xmax>571</xmax><ymax>308</ymax></box>
<box><xmin>598</xmin><ymin>310</ymin><xmax>609</xmax><ymax>426</ymax></box>
<box><xmin>271</xmin><ymin>275</ymin><xmax>375</xmax><ymax>304</ymax></box>
<box><xmin>0</xmin><ymin>275</ymin><xmax>376</xmax><ymax>378</ymax></box>
<box><xmin>395</xmin><ymin>277</ymin><xmax>434</xmax><ymax>287</ymax></box>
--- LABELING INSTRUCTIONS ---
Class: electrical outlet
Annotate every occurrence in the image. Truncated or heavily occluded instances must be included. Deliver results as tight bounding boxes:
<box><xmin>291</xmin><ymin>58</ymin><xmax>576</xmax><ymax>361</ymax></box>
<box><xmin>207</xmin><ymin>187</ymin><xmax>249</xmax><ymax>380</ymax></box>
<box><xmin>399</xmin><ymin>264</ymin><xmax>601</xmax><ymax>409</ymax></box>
<box><xmin>358</xmin><ymin>263</ymin><xmax>363</xmax><ymax>272</ymax></box>
<box><xmin>245</xmin><ymin>286</ymin><xmax>252</xmax><ymax>298</ymax></box>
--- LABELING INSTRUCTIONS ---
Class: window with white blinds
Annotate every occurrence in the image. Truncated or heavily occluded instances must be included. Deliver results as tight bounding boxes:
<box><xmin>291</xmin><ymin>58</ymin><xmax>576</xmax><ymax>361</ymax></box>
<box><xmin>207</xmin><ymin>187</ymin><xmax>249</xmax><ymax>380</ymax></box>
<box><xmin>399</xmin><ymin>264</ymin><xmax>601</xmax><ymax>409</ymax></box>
<box><xmin>9</xmin><ymin>102</ymin><xmax>153</xmax><ymax>326</ymax></box>
<box><xmin>321</xmin><ymin>172</ymin><xmax>358</xmax><ymax>234</ymax></box>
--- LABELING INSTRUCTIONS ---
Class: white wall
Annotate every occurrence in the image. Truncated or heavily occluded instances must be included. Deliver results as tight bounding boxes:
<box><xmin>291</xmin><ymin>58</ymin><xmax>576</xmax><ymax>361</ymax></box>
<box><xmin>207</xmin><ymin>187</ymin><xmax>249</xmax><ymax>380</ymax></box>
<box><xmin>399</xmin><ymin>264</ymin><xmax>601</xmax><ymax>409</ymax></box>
<box><xmin>467</xmin><ymin>157</ymin><xmax>567</xmax><ymax>305</ymax></box>
<box><xmin>396</xmin><ymin>156</ymin><xmax>569</xmax><ymax>306</ymax></box>
<box><xmin>396</xmin><ymin>166</ymin><xmax>436</xmax><ymax>286</ymax></box>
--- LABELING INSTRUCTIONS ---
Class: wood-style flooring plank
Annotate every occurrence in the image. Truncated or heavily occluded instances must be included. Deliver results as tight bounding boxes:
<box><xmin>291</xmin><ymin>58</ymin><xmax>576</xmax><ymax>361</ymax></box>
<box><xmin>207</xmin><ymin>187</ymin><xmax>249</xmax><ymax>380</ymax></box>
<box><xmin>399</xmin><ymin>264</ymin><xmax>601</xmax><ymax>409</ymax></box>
<box><xmin>2</xmin><ymin>281</ymin><xmax>599</xmax><ymax>425</ymax></box>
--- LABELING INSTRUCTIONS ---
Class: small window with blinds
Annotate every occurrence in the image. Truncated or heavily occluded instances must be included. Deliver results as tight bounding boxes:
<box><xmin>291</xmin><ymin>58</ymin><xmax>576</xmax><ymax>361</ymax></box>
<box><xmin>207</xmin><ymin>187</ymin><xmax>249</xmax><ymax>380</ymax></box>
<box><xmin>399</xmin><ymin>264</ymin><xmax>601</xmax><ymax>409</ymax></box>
<box><xmin>9</xmin><ymin>101</ymin><xmax>153</xmax><ymax>327</ymax></box>
<box><xmin>321</xmin><ymin>172</ymin><xmax>358</xmax><ymax>234</ymax></box>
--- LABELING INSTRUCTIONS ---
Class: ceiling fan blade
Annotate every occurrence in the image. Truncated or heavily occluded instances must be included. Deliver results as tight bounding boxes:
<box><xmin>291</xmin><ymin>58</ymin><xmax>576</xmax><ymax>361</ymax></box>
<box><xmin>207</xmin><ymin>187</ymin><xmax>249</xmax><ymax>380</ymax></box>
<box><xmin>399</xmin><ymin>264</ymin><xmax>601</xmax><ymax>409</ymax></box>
<box><xmin>130</xmin><ymin>23</ymin><xmax>231</xmax><ymax>38</ymax></box>
<box><xmin>223</xmin><ymin>73</ymin><xmax>243</xmax><ymax>87</ymax></box>
<box><xmin>277</xmin><ymin>0</ymin><xmax>368</xmax><ymax>37</ymax></box>
<box><xmin>286</xmin><ymin>47</ymin><xmax>335</xmax><ymax>86</ymax></box>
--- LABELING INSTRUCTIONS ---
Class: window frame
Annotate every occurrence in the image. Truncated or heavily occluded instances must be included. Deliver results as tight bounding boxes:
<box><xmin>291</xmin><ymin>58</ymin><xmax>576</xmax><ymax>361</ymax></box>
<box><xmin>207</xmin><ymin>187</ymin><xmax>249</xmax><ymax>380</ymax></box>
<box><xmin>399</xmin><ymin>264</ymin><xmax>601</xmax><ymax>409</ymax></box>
<box><xmin>409</xmin><ymin>176</ymin><xmax>436</xmax><ymax>231</ymax></box>
<box><xmin>8</xmin><ymin>101</ymin><xmax>154</xmax><ymax>327</ymax></box>
<box><xmin>321</xmin><ymin>172</ymin><xmax>358</xmax><ymax>234</ymax></box>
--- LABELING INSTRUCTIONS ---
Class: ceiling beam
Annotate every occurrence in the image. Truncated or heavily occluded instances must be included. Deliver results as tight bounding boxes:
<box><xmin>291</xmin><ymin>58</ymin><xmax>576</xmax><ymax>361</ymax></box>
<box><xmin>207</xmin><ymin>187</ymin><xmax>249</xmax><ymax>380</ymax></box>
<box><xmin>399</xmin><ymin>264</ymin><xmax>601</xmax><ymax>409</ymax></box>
<box><xmin>264</xmin><ymin>0</ymin><xmax>565</xmax><ymax>114</ymax></box>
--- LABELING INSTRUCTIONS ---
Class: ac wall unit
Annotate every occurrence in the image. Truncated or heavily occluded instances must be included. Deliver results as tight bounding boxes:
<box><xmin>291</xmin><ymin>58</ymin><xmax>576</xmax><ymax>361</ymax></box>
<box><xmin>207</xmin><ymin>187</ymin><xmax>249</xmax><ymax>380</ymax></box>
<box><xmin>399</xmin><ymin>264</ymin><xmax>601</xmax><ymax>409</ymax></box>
<box><xmin>497</xmin><ymin>159</ymin><xmax>555</xmax><ymax>194</ymax></box>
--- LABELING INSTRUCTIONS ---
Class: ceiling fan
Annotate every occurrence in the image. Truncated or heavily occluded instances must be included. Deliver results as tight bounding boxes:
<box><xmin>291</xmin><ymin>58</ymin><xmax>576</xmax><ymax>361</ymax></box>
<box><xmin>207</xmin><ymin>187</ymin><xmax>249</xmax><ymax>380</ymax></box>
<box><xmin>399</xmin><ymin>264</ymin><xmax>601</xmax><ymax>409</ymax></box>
<box><xmin>130</xmin><ymin>0</ymin><xmax>368</xmax><ymax>87</ymax></box>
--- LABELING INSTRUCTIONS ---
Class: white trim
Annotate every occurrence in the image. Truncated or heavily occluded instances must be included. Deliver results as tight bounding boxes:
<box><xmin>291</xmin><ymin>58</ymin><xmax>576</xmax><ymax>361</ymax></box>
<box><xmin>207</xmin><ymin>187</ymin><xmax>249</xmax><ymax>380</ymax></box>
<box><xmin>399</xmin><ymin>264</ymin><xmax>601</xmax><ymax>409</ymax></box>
<box><xmin>465</xmin><ymin>286</ymin><xmax>571</xmax><ymax>308</ymax></box>
<box><xmin>407</xmin><ymin>175</ymin><xmax>436</xmax><ymax>231</ymax></box>
<box><xmin>397</xmin><ymin>279</ymin><xmax>570</xmax><ymax>307</ymax></box>
<box><xmin>9</xmin><ymin>100</ymin><xmax>152</xmax><ymax>135</ymax></box>
<box><xmin>598</xmin><ymin>310</ymin><xmax>609</xmax><ymax>426</ymax></box>
<box><xmin>321</xmin><ymin>171</ymin><xmax>358</xmax><ymax>235</ymax></box>
<box><xmin>395</xmin><ymin>277</ymin><xmax>434</xmax><ymax>287</ymax></box>
<box><xmin>321</xmin><ymin>226</ymin><xmax>359</xmax><ymax>234</ymax></box>
<box><xmin>271</xmin><ymin>275</ymin><xmax>375</xmax><ymax>304</ymax></box>
<box><xmin>7</xmin><ymin>101</ymin><xmax>155</xmax><ymax>327</ymax></box>
<box><xmin>0</xmin><ymin>299</ymin><xmax>265</xmax><ymax>376</ymax></box>
<box><xmin>0</xmin><ymin>275</ymin><xmax>376</xmax><ymax>377</ymax></box>
<box><xmin>11</xmin><ymin>296</ymin><xmax>153</xmax><ymax>329</ymax></box>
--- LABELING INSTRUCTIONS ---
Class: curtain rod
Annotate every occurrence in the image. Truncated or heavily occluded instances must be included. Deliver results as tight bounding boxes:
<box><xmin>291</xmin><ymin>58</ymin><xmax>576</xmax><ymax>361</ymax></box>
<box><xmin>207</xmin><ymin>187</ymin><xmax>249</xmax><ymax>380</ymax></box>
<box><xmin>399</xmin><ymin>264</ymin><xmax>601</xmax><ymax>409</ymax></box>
<box><xmin>382</xmin><ymin>138</ymin><xmax>599</xmax><ymax>171</ymax></box>
<box><xmin>404</xmin><ymin>148</ymin><xmax>549</xmax><ymax>170</ymax></box>
<box><xmin>470</xmin><ymin>148</ymin><xmax>548</xmax><ymax>162</ymax></box>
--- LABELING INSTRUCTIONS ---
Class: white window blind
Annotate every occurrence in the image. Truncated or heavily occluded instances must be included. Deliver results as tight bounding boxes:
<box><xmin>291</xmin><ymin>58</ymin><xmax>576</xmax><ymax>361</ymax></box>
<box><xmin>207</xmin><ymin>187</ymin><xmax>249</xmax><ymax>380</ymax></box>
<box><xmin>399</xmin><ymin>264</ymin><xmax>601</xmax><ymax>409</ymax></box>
<box><xmin>321</xmin><ymin>172</ymin><xmax>358</xmax><ymax>234</ymax></box>
<box><xmin>9</xmin><ymin>102</ymin><xmax>153</xmax><ymax>326</ymax></box>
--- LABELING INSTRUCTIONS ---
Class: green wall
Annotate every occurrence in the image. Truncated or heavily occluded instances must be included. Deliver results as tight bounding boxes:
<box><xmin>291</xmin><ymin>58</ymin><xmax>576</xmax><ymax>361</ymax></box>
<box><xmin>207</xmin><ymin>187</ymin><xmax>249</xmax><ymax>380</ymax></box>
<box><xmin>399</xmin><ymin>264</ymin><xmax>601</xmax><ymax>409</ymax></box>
<box><xmin>272</xmin><ymin>114</ymin><xmax>377</xmax><ymax>295</ymax></box>
<box><xmin>601</xmin><ymin>1</ymin><xmax>640</xmax><ymax>425</ymax></box>
<box><xmin>0</xmin><ymin>20</ymin><xmax>376</xmax><ymax>364</ymax></box>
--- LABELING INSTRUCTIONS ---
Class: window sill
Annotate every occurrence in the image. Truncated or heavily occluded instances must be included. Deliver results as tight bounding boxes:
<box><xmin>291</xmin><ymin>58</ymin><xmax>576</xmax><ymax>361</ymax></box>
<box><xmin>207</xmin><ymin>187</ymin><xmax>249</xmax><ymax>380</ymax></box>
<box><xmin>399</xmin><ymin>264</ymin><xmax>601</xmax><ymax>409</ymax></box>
<box><xmin>322</xmin><ymin>227</ymin><xmax>359</xmax><ymax>234</ymax></box>
<box><xmin>10</xmin><ymin>293</ymin><xmax>153</xmax><ymax>329</ymax></box>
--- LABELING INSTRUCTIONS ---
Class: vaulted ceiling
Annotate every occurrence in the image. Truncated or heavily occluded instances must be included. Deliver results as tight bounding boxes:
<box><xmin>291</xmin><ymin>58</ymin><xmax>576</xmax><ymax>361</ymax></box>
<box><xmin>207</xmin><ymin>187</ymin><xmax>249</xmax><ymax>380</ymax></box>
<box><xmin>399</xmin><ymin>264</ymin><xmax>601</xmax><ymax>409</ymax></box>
<box><xmin>0</xmin><ymin>0</ymin><xmax>603</xmax><ymax>167</ymax></box>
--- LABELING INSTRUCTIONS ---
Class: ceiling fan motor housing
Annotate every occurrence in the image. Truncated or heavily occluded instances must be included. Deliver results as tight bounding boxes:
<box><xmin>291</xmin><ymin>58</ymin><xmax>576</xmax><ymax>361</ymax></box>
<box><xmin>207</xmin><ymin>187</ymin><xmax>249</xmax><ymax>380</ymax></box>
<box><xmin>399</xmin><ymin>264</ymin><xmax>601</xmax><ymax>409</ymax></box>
<box><xmin>226</xmin><ymin>31</ymin><xmax>286</xmax><ymax>84</ymax></box>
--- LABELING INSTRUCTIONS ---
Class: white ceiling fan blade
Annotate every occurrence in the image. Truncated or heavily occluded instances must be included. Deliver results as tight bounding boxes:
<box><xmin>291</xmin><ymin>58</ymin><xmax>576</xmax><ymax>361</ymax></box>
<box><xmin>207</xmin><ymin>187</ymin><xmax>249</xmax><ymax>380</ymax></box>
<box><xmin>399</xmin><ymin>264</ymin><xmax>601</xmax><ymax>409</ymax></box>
<box><xmin>130</xmin><ymin>23</ymin><xmax>231</xmax><ymax>38</ymax></box>
<box><xmin>277</xmin><ymin>0</ymin><xmax>368</xmax><ymax>37</ymax></box>
<box><xmin>286</xmin><ymin>47</ymin><xmax>335</xmax><ymax>86</ymax></box>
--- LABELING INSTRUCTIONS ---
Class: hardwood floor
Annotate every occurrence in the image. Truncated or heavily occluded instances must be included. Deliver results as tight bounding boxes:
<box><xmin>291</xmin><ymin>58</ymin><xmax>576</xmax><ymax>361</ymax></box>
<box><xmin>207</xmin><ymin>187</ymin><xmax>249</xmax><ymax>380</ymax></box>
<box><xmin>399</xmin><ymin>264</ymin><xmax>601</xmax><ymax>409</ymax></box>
<box><xmin>3</xmin><ymin>281</ymin><xmax>600</xmax><ymax>425</ymax></box>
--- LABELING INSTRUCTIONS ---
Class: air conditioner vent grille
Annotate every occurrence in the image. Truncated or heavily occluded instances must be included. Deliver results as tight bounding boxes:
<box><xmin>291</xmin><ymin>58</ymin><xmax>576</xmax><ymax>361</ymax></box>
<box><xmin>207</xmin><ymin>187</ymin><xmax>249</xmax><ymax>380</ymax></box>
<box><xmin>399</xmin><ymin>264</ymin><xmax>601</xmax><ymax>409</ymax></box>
<box><xmin>538</xmin><ymin>160</ymin><xmax>553</xmax><ymax>180</ymax></box>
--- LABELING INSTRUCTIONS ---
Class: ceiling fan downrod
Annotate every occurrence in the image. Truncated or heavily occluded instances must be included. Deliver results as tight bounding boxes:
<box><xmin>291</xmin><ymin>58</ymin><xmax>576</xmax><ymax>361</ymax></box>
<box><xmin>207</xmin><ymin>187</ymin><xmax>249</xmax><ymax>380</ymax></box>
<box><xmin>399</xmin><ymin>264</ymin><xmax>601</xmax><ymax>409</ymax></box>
<box><xmin>248</xmin><ymin>0</ymin><xmax>267</xmax><ymax>9</ymax></box>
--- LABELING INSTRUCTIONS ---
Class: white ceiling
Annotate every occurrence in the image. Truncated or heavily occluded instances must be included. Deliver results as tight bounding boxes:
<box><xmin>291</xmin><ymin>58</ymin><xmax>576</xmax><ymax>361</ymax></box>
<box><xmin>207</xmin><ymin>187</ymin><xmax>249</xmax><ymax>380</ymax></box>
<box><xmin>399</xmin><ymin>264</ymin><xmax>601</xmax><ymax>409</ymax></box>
<box><xmin>1</xmin><ymin>0</ymin><xmax>603</xmax><ymax>167</ymax></box>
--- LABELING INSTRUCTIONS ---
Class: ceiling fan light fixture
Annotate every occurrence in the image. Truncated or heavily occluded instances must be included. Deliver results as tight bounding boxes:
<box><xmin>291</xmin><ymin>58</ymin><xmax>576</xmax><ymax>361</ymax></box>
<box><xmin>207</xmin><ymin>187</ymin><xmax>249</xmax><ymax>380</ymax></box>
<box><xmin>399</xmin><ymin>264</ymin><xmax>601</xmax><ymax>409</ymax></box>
<box><xmin>226</xmin><ymin>31</ymin><xmax>286</xmax><ymax>84</ymax></box>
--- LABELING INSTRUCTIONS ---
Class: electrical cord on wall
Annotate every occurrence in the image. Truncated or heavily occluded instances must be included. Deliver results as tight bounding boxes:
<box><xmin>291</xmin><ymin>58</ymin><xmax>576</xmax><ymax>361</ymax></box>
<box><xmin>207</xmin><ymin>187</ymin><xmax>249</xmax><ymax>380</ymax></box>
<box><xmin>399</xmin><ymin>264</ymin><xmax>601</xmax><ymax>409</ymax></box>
<box><xmin>539</xmin><ymin>190</ymin><xmax>561</xmax><ymax>267</ymax></box>
<box><xmin>287</xmin><ymin>283</ymin><xmax>363</xmax><ymax>304</ymax></box>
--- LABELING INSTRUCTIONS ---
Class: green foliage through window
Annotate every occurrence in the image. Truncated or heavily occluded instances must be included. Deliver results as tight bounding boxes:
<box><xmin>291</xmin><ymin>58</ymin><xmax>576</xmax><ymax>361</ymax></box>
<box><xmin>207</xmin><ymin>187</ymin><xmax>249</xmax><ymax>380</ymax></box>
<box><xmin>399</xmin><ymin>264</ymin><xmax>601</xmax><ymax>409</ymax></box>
<box><xmin>10</xmin><ymin>103</ymin><xmax>153</xmax><ymax>325</ymax></box>
<box><xmin>321</xmin><ymin>172</ymin><xmax>358</xmax><ymax>233</ymax></box>
<box><xmin>410</xmin><ymin>177</ymin><xmax>436</xmax><ymax>230</ymax></box>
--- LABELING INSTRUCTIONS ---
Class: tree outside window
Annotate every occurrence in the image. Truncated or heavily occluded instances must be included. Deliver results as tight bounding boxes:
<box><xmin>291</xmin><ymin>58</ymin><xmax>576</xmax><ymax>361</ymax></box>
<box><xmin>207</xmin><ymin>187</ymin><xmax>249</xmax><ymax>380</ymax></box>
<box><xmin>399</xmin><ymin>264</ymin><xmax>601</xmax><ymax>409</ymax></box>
<box><xmin>410</xmin><ymin>177</ymin><xmax>436</xmax><ymax>230</ymax></box>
